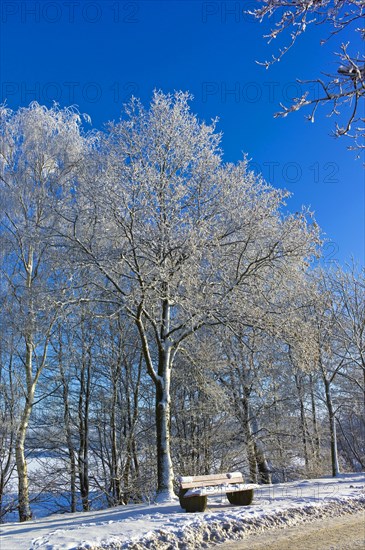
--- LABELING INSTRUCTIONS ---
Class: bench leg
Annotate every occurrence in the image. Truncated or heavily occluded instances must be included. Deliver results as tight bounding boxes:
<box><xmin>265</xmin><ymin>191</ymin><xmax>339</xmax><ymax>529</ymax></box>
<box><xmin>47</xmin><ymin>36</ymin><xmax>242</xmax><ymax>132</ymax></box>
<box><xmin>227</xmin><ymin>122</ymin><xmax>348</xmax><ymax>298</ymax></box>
<box><xmin>179</xmin><ymin>488</ymin><xmax>188</xmax><ymax>509</ymax></box>
<box><xmin>226</xmin><ymin>489</ymin><xmax>254</xmax><ymax>506</ymax></box>
<box><xmin>179</xmin><ymin>489</ymin><xmax>207</xmax><ymax>512</ymax></box>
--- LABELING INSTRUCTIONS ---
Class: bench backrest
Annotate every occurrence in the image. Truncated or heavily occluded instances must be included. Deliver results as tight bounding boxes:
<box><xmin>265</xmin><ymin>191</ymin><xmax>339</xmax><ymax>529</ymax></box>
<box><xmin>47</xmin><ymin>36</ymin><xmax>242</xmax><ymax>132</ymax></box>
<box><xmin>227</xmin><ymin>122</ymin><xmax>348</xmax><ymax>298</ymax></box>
<box><xmin>179</xmin><ymin>472</ymin><xmax>244</xmax><ymax>489</ymax></box>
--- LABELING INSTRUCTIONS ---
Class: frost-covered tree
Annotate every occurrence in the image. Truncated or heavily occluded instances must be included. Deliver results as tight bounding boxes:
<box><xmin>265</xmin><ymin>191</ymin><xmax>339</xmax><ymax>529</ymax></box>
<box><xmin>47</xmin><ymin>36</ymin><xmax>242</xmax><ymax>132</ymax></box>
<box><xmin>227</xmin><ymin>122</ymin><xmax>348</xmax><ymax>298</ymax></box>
<box><xmin>304</xmin><ymin>270</ymin><xmax>345</xmax><ymax>477</ymax></box>
<box><xmin>170</xmin><ymin>331</ymin><xmax>230</xmax><ymax>478</ymax></box>
<box><xmin>324</xmin><ymin>264</ymin><xmax>365</xmax><ymax>470</ymax></box>
<box><xmin>62</xmin><ymin>91</ymin><xmax>320</xmax><ymax>501</ymax></box>
<box><xmin>0</xmin><ymin>303</ymin><xmax>20</xmax><ymax>521</ymax></box>
<box><xmin>0</xmin><ymin>103</ymin><xmax>86</xmax><ymax>521</ymax></box>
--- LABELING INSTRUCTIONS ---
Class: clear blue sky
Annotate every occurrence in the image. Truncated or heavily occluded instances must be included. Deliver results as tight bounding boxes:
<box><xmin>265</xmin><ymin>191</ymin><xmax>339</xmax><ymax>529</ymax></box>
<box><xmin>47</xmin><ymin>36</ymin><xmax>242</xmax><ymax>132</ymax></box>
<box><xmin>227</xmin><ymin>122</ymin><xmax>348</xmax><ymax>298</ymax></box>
<box><xmin>1</xmin><ymin>0</ymin><xmax>363</xmax><ymax>265</ymax></box>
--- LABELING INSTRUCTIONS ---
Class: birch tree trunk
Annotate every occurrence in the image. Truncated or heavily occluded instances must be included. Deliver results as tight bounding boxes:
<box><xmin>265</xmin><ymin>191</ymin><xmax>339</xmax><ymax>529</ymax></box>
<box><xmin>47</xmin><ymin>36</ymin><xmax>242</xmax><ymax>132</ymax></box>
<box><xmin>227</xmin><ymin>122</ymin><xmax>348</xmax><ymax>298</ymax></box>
<box><xmin>15</xmin><ymin>250</ymin><xmax>35</xmax><ymax>522</ymax></box>
<box><xmin>15</xmin><ymin>338</ymin><xmax>34</xmax><ymax>522</ymax></box>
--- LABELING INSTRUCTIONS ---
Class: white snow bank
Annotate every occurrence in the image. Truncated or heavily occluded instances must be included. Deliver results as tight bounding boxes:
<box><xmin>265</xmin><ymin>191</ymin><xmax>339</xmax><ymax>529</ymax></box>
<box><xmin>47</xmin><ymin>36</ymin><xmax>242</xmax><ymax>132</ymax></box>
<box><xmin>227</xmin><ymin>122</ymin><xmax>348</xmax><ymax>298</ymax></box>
<box><xmin>118</xmin><ymin>494</ymin><xmax>365</xmax><ymax>550</ymax></box>
<box><xmin>1</xmin><ymin>473</ymin><xmax>364</xmax><ymax>550</ymax></box>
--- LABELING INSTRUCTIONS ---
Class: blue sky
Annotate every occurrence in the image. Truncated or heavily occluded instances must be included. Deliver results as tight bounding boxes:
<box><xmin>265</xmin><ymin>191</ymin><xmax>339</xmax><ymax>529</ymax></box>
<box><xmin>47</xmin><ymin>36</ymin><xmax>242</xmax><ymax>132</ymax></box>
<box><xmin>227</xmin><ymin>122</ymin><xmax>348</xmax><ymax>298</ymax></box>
<box><xmin>1</xmin><ymin>0</ymin><xmax>363</xmax><ymax>265</ymax></box>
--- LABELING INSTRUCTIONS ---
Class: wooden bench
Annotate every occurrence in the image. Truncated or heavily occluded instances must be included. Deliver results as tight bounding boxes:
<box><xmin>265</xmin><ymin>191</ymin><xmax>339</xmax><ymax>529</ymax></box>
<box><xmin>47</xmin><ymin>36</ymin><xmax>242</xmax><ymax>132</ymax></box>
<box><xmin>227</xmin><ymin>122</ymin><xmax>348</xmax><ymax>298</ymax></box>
<box><xmin>177</xmin><ymin>472</ymin><xmax>259</xmax><ymax>512</ymax></box>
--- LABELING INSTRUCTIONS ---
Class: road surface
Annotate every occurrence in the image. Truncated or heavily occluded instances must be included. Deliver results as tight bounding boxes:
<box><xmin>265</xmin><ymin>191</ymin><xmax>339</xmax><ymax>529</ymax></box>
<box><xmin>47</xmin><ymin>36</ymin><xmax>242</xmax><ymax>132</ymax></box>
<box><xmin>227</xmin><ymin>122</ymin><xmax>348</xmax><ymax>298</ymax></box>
<box><xmin>216</xmin><ymin>510</ymin><xmax>365</xmax><ymax>549</ymax></box>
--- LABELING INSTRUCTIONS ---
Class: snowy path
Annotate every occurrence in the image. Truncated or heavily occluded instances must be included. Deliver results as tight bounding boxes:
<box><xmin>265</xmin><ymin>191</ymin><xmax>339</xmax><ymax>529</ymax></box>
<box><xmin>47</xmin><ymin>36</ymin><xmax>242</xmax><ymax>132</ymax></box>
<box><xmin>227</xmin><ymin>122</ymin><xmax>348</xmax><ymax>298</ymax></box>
<box><xmin>0</xmin><ymin>473</ymin><xmax>364</xmax><ymax>549</ymax></box>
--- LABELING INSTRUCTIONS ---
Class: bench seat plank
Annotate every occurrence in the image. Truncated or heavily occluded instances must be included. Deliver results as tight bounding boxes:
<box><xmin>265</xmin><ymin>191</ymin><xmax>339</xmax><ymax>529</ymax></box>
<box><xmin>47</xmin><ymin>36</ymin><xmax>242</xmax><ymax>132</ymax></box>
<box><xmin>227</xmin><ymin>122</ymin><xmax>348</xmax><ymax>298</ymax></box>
<box><xmin>184</xmin><ymin>482</ymin><xmax>259</xmax><ymax>498</ymax></box>
<box><xmin>181</xmin><ymin>479</ymin><xmax>243</xmax><ymax>489</ymax></box>
<box><xmin>180</xmin><ymin>472</ymin><xmax>243</xmax><ymax>489</ymax></box>
<box><xmin>179</xmin><ymin>472</ymin><xmax>242</xmax><ymax>483</ymax></box>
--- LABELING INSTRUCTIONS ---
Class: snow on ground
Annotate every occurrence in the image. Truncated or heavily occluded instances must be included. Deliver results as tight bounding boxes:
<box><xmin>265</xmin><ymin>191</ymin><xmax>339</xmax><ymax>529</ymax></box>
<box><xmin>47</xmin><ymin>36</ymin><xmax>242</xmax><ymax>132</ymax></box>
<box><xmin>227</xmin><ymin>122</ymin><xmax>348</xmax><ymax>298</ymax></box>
<box><xmin>1</xmin><ymin>473</ymin><xmax>364</xmax><ymax>550</ymax></box>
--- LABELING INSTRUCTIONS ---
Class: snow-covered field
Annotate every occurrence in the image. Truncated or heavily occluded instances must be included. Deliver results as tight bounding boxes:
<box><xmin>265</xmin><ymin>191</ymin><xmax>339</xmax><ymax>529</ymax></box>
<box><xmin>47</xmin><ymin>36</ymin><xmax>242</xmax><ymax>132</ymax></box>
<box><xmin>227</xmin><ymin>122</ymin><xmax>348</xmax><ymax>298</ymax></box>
<box><xmin>1</xmin><ymin>473</ymin><xmax>364</xmax><ymax>550</ymax></box>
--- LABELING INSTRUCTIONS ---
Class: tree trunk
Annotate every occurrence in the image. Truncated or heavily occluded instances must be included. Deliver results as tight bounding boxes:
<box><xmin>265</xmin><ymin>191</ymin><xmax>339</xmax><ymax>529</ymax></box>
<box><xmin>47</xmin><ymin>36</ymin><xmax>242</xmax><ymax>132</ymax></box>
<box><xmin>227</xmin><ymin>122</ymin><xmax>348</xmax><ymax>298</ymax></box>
<box><xmin>122</xmin><ymin>353</ymin><xmax>142</xmax><ymax>504</ymax></box>
<box><xmin>136</xmin><ymin>298</ymin><xmax>175</xmax><ymax>501</ymax></box>
<box><xmin>15</xmin><ymin>425</ymin><xmax>32</xmax><ymax>522</ymax></box>
<box><xmin>60</xmin><ymin>362</ymin><xmax>77</xmax><ymax>513</ymax></box>
<box><xmin>78</xmin><ymin>323</ymin><xmax>91</xmax><ymax>512</ymax></box>
<box><xmin>154</xmin><ymin>294</ymin><xmax>175</xmax><ymax>500</ymax></box>
<box><xmin>155</xmin><ymin>358</ymin><xmax>174</xmax><ymax>500</ymax></box>
<box><xmin>251</xmin><ymin>416</ymin><xmax>271</xmax><ymax>484</ymax></box>
<box><xmin>15</xmin><ymin>339</ymin><xmax>34</xmax><ymax>522</ymax></box>
<box><xmin>254</xmin><ymin>441</ymin><xmax>272</xmax><ymax>484</ymax></box>
<box><xmin>64</xmin><ymin>395</ymin><xmax>77</xmax><ymax>513</ymax></box>
<box><xmin>323</xmin><ymin>377</ymin><xmax>340</xmax><ymax>477</ymax></box>
<box><xmin>309</xmin><ymin>374</ymin><xmax>321</xmax><ymax>461</ymax></box>
<box><xmin>15</xmin><ymin>248</ymin><xmax>36</xmax><ymax>522</ymax></box>
<box><xmin>241</xmin><ymin>388</ymin><xmax>258</xmax><ymax>483</ymax></box>
<box><xmin>295</xmin><ymin>373</ymin><xmax>310</xmax><ymax>473</ymax></box>
<box><xmin>110</xmin><ymin>362</ymin><xmax>122</xmax><ymax>505</ymax></box>
<box><xmin>15</xmin><ymin>247</ymin><xmax>52</xmax><ymax>521</ymax></box>
<box><xmin>0</xmin><ymin>351</ymin><xmax>16</xmax><ymax>522</ymax></box>
<box><xmin>239</xmin><ymin>365</ymin><xmax>271</xmax><ymax>484</ymax></box>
